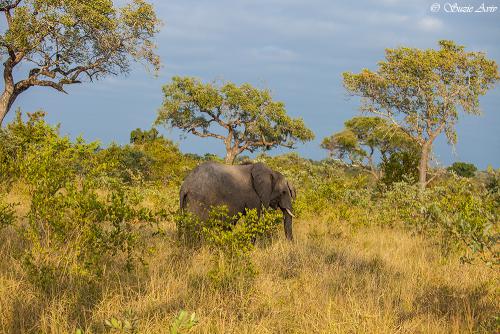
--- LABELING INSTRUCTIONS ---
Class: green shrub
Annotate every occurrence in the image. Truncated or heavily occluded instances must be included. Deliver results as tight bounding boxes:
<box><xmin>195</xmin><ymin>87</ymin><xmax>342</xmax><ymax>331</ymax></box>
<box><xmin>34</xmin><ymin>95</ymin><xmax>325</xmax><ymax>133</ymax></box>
<box><xmin>426</xmin><ymin>178</ymin><xmax>498</xmax><ymax>264</ymax></box>
<box><xmin>447</xmin><ymin>161</ymin><xmax>478</xmax><ymax>178</ymax></box>
<box><xmin>0</xmin><ymin>110</ymin><xmax>60</xmax><ymax>184</ymax></box>
<box><xmin>380</xmin><ymin>178</ymin><xmax>499</xmax><ymax>265</ymax></box>
<box><xmin>0</xmin><ymin>112</ymin><xmax>160</xmax><ymax>290</ymax></box>
<box><xmin>22</xmin><ymin>182</ymin><xmax>159</xmax><ymax>290</ymax></box>
<box><xmin>130</xmin><ymin>127</ymin><xmax>160</xmax><ymax>144</ymax></box>
<box><xmin>176</xmin><ymin>206</ymin><xmax>281</xmax><ymax>254</ymax></box>
<box><xmin>176</xmin><ymin>206</ymin><xmax>282</xmax><ymax>289</ymax></box>
<box><xmin>98</xmin><ymin>135</ymin><xmax>197</xmax><ymax>186</ymax></box>
<box><xmin>380</xmin><ymin>150</ymin><xmax>420</xmax><ymax>186</ymax></box>
<box><xmin>485</xmin><ymin>167</ymin><xmax>500</xmax><ymax>197</ymax></box>
<box><xmin>169</xmin><ymin>310</ymin><xmax>198</xmax><ymax>334</ymax></box>
<box><xmin>0</xmin><ymin>196</ymin><xmax>15</xmax><ymax>228</ymax></box>
<box><xmin>96</xmin><ymin>143</ymin><xmax>153</xmax><ymax>184</ymax></box>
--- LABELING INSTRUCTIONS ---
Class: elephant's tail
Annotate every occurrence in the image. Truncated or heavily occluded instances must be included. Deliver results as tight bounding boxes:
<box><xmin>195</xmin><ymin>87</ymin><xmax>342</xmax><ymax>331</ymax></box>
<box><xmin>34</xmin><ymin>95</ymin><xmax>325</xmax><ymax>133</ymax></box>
<box><xmin>180</xmin><ymin>190</ymin><xmax>188</xmax><ymax>212</ymax></box>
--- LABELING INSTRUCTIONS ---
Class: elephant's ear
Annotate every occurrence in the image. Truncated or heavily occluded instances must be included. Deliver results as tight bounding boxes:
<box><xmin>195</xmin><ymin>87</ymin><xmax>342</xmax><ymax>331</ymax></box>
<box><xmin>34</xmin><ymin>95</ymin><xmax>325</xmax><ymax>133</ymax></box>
<box><xmin>251</xmin><ymin>163</ymin><xmax>273</xmax><ymax>207</ymax></box>
<box><xmin>287</xmin><ymin>181</ymin><xmax>296</xmax><ymax>200</ymax></box>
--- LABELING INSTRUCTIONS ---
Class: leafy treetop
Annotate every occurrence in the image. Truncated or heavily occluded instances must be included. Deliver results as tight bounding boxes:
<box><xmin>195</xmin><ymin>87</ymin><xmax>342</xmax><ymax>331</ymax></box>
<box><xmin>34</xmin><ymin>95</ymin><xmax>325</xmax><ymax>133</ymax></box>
<box><xmin>0</xmin><ymin>0</ymin><xmax>161</xmax><ymax>125</ymax></box>
<box><xmin>156</xmin><ymin>76</ymin><xmax>315</xmax><ymax>164</ymax></box>
<box><xmin>321</xmin><ymin>116</ymin><xmax>416</xmax><ymax>179</ymax></box>
<box><xmin>343</xmin><ymin>40</ymin><xmax>499</xmax><ymax>190</ymax></box>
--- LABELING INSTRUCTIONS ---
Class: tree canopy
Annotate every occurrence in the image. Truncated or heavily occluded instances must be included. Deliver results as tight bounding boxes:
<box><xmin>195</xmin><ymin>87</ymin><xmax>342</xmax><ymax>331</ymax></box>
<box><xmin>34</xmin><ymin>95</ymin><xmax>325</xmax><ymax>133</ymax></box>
<box><xmin>156</xmin><ymin>76</ymin><xmax>315</xmax><ymax>164</ymax></box>
<box><xmin>447</xmin><ymin>162</ymin><xmax>478</xmax><ymax>178</ymax></box>
<box><xmin>321</xmin><ymin>116</ymin><xmax>417</xmax><ymax>180</ymax></box>
<box><xmin>130</xmin><ymin>127</ymin><xmax>160</xmax><ymax>144</ymax></box>
<box><xmin>343</xmin><ymin>40</ymin><xmax>499</xmax><ymax>190</ymax></box>
<box><xmin>0</xmin><ymin>0</ymin><xmax>161</xmax><ymax>125</ymax></box>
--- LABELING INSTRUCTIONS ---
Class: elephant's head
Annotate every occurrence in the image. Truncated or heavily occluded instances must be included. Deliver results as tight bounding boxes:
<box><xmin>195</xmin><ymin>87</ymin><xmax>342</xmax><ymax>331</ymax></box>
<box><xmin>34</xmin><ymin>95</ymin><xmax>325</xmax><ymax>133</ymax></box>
<box><xmin>251</xmin><ymin>163</ymin><xmax>296</xmax><ymax>240</ymax></box>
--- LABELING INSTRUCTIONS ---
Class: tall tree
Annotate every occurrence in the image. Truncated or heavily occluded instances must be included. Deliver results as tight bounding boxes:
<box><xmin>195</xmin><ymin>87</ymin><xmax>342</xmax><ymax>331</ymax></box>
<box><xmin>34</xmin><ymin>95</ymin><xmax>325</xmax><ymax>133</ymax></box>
<box><xmin>0</xmin><ymin>0</ymin><xmax>161</xmax><ymax>125</ymax></box>
<box><xmin>321</xmin><ymin>116</ymin><xmax>416</xmax><ymax>180</ymax></box>
<box><xmin>156</xmin><ymin>76</ymin><xmax>315</xmax><ymax>164</ymax></box>
<box><xmin>343</xmin><ymin>40</ymin><xmax>499</xmax><ymax>191</ymax></box>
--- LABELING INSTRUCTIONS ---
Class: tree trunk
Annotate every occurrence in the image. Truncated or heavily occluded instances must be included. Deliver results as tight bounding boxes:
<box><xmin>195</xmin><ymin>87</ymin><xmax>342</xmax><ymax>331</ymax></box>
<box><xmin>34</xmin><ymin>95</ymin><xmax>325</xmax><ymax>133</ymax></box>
<box><xmin>224</xmin><ymin>151</ymin><xmax>234</xmax><ymax>164</ymax></box>
<box><xmin>0</xmin><ymin>88</ymin><xmax>15</xmax><ymax>126</ymax></box>
<box><xmin>224</xmin><ymin>148</ymin><xmax>240</xmax><ymax>165</ymax></box>
<box><xmin>418</xmin><ymin>142</ymin><xmax>430</xmax><ymax>192</ymax></box>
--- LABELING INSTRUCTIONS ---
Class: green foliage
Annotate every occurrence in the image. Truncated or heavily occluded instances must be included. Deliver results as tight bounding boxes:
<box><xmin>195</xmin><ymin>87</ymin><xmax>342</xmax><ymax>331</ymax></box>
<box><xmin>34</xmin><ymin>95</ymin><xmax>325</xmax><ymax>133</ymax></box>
<box><xmin>485</xmin><ymin>167</ymin><xmax>500</xmax><ymax>197</ymax></box>
<box><xmin>177</xmin><ymin>206</ymin><xmax>281</xmax><ymax>255</ymax></box>
<box><xmin>203</xmin><ymin>207</ymin><xmax>282</xmax><ymax>255</ymax></box>
<box><xmin>0</xmin><ymin>112</ymin><xmax>160</xmax><ymax>291</ymax></box>
<box><xmin>0</xmin><ymin>195</ymin><xmax>15</xmax><ymax>228</ymax></box>
<box><xmin>105</xmin><ymin>316</ymin><xmax>138</xmax><ymax>333</ymax></box>
<box><xmin>447</xmin><ymin>162</ymin><xmax>478</xmax><ymax>178</ymax></box>
<box><xmin>380</xmin><ymin>178</ymin><xmax>499</xmax><ymax>264</ymax></box>
<box><xmin>380</xmin><ymin>149</ymin><xmax>420</xmax><ymax>186</ymax></box>
<box><xmin>321</xmin><ymin>128</ymin><xmax>361</xmax><ymax>162</ymax></box>
<box><xmin>23</xmin><ymin>184</ymin><xmax>158</xmax><ymax>287</ymax></box>
<box><xmin>98</xmin><ymin>131</ymin><xmax>197</xmax><ymax>185</ymax></box>
<box><xmin>177</xmin><ymin>206</ymin><xmax>282</xmax><ymax>289</ymax></box>
<box><xmin>169</xmin><ymin>310</ymin><xmax>198</xmax><ymax>334</ymax></box>
<box><xmin>0</xmin><ymin>110</ymin><xmax>60</xmax><ymax>183</ymax></box>
<box><xmin>156</xmin><ymin>76</ymin><xmax>314</xmax><ymax>163</ymax></box>
<box><xmin>130</xmin><ymin>128</ymin><xmax>160</xmax><ymax>144</ymax></box>
<box><xmin>134</xmin><ymin>137</ymin><xmax>197</xmax><ymax>185</ymax></box>
<box><xmin>427</xmin><ymin>178</ymin><xmax>498</xmax><ymax>264</ymax></box>
<box><xmin>97</xmin><ymin>143</ymin><xmax>153</xmax><ymax>184</ymax></box>
<box><xmin>321</xmin><ymin>116</ymin><xmax>419</xmax><ymax>184</ymax></box>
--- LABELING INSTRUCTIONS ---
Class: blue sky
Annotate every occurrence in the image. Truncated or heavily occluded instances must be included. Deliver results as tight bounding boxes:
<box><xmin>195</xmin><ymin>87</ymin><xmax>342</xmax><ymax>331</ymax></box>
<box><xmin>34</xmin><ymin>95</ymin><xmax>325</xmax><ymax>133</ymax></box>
<box><xmin>4</xmin><ymin>0</ymin><xmax>500</xmax><ymax>168</ymax></box>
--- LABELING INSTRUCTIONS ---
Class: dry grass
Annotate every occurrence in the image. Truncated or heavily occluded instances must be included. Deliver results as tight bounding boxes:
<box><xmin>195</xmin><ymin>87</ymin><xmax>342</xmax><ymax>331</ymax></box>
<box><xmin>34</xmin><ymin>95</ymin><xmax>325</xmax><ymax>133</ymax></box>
<box><xmin>0</xmin><ymin>190</ymin><xmax>498</xmax><ymax>333</ymax></box>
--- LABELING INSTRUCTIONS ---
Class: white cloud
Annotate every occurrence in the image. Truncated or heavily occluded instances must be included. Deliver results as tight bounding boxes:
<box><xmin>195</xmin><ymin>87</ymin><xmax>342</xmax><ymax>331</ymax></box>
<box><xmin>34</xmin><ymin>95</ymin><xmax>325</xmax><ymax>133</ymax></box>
<box><xmin>417</xmin><ymin>16</ymin><xmax>444</xmax><ymax>31</ymax></box>
<box><xmin>249</xmin><ymin>46</ymin><xmax>299</xmax><ymax>62</ymax></box>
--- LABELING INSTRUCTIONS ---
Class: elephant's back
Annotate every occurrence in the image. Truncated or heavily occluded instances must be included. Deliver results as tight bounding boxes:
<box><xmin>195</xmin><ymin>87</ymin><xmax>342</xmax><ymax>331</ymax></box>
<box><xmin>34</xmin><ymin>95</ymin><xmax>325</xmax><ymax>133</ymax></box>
<box><xmin>181</xmin><ymin>162</ymin><xmax>256</xmax><ymax>209</ymax></box>
<box><xmin>184</xmin><ymin>161</ymin><xmax>252</xmax><ymax>188</ymax></box>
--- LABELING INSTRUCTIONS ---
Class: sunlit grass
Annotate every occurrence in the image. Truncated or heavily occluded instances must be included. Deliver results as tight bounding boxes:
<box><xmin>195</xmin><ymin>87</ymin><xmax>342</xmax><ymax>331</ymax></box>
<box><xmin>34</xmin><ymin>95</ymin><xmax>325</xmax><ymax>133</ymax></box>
<box><xmin>1</xmin><ymin>189</ymin><xmax>497</xmax><ymax>333</ymax></box>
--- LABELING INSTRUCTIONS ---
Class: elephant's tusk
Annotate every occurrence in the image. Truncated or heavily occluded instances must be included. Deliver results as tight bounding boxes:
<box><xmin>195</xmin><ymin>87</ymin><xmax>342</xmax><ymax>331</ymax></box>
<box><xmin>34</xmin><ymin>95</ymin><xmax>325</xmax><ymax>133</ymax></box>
<box><xmin>285</xmin><ymin>208</ymin><xmax>295</xmax><ymax>218</ymax></box>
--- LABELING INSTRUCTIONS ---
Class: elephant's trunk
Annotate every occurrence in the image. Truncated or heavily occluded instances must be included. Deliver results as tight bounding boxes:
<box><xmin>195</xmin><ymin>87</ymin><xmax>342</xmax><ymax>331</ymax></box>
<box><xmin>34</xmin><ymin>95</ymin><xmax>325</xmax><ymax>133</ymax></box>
<box><xmin>282</xmin><ymin>209</ymin><xmax>294</xmax><ymax>241</ymax></box>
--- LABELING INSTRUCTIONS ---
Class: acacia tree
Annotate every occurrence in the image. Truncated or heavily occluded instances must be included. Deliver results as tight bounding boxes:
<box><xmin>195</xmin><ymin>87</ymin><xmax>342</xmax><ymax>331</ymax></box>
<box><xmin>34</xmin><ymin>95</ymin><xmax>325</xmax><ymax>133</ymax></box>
<box><xmin>0</xmin><ymin>0</ymin><xmax>161</xmax><ymax>125</ymax></box>
<box><xmin>156</xmin><ymin>76</ymin><xmax>315</xmax><ymax>164</ymax></box>
<box><xmin>343</xmin><ymin>40</ymin><xmax>499</xmax><ymax>191</ymax></box>
<box><xmin>321</xmin><ymin>116</ymin><xmax>416</xmax><ymax>180</ymax></box>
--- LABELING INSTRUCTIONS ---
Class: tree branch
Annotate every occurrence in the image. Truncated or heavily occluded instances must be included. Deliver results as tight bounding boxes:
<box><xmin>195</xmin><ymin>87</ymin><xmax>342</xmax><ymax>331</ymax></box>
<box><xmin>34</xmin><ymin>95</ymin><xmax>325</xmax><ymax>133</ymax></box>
<box><xmin>425</xmin><ymin>168</ymin><xmax>446</xmax><ymax>186</ymax></box>
<box><xmin>189</xmin><ymin>128</ymin><xmax>226</xmax><ymax>141</ymax></box>
<box><xmin>0</xmin><ymin>0</ymin><xmax>22</xmax><ymax>12</ymax></box>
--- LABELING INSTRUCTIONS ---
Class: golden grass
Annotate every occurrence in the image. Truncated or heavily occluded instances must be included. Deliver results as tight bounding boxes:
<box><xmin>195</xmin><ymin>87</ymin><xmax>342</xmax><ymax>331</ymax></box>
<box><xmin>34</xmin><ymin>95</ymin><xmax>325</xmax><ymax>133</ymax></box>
<box><xmin>0</xmin><ymin>195</ymin><xmax>498</xmax><ymax>333</ymax></box>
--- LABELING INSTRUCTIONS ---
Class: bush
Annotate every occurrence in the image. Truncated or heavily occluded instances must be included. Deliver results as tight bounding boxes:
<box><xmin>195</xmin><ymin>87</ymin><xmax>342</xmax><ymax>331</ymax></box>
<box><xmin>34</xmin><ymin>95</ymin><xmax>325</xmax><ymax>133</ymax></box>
<box><xmin>426</xmin><ymin>178</ymin><xmax>498</xmax><ymax>264</ymax></box>
<box><xmin>96</xmin><ymin>143</ymin><xmax>154</xmax><ymax>184</ymax></box>
<box><xmin>176</xmin><ymin>206</ymin><xmax>282</xmax><ymax>289</ymax></box>
<box><xmin>380</xmin><ymin>178</ymin><xmax>499</xmax><ymax>265</ymax></box>
<box><xmin>0</xmin><ymin>196</ymin><xmax>15</xmax><ymax>228</ymax></box>
<box><xmin>177</xmin><ymin>206</ymin><xmax>281</xmax><ymax>254</ymax></box>
<box><xmin>447</xmin><ymin>162</ymin><xmax>478</xmax><ymax>178</ymax></box>
<box><xmin>380</xmin><ymin>150</ymin><xmax>419</xmax><ymax>186</ymax></box>
<box><xmin>98</xmin><ymin>135</ymin><xmax>198</xmax><ymax>186</ymax></box>
<box><xmin>22</xmin><ymin>184</ymin><xmax>158</xmax><ymax>289</ymax></box>
<box><xmin>0</xmin><ymin>110</ymin><xmax>60</xmax><ymax>184</ymax></box>
<box><xmin>0</xmin><ymin>112</ymin><xmax>160</xmax><ymax>291</ymax></box>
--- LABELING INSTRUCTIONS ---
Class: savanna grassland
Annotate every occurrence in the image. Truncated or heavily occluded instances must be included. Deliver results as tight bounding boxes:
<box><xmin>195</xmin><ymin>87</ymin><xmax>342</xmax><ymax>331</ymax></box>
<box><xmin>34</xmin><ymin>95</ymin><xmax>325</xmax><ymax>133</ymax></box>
<box><xmin>0</xmin><ymin>113</ymin><xmax>498</xmax><ymax>334</ymax></box>
<box><xmin>0</xmin><ymin>0</ymin><xmax>499</xmax><ymax>332</ymax></box>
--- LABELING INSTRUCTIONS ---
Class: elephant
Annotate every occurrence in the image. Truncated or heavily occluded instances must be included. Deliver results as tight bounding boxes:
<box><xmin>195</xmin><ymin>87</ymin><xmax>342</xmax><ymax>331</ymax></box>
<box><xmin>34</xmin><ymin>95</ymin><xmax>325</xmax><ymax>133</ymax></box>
<box><xmin>179</xmin><ymin>161</ymin><xmax>296</xmax><ymax>240</ymax></box>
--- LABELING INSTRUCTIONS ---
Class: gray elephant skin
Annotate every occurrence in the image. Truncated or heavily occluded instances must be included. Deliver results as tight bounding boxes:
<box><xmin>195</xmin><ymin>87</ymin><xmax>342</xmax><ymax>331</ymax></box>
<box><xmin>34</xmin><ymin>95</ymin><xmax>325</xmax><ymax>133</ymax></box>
<box><xmin>180</xmin><ymin>161</ymin><xmax>296</xmax><ymax>240</ymax></box>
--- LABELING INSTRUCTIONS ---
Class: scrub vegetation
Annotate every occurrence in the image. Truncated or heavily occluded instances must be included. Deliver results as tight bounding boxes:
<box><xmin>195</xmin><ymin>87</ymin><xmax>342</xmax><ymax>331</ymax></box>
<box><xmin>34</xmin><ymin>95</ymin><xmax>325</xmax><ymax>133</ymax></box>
<box><xmin>0</xmin><ymin>112</ymin><xmax>498</xmax><ymax>333</ymax></box>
